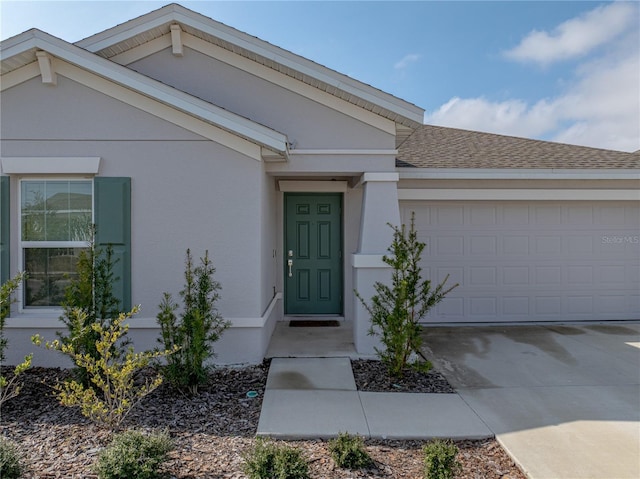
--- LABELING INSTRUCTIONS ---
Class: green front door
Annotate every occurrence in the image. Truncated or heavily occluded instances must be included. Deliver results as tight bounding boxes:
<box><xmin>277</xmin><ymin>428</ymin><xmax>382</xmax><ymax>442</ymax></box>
<box><xmin>285</xmin><ymin>193</ymin><xmax>342</xmax><ymax>315</ymax></box>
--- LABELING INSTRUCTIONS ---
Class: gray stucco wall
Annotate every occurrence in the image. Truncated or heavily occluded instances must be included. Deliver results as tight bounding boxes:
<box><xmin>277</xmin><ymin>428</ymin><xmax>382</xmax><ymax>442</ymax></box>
<box><xmin>1</xmin><ymin>73</ymin><xmax>273</xmax><ymax>364</ymax></box>
<box><xmin>127</xmin><ymin>47</ymin><xmax>393</xmax><ymax>149</ymax></box>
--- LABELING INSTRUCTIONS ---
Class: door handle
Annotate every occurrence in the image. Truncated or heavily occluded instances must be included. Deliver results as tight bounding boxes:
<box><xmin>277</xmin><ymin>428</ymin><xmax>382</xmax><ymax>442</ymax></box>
<box><xmin>287</xmin><ymin>259</ymin><xmax>293</xmax><ymax>277</ymax></box>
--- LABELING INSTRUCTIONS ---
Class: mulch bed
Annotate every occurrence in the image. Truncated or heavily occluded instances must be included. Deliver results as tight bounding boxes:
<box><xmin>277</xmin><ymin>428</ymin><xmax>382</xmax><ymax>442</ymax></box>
<box><xmin>351</xmin><ymin>359</ymin><xmax>456</xmax><ymax>393</ymax></box>
<box><xmin>1</xmin><ymin>363</ymin><xmax>525</xmax><ymax>478</ymax></box>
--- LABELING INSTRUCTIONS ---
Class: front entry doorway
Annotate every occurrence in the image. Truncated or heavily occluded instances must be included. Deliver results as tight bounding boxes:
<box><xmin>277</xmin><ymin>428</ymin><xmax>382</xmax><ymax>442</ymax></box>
<box><xmin>284</xmin><ymin>193</ymin><xmax>343</xmax><ymax>315</ymax></box>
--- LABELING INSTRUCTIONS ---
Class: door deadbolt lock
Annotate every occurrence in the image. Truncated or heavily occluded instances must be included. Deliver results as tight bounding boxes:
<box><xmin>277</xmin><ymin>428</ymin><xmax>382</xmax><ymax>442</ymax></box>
<box><xmin>288</xmin><ymin>250</ymin><xmax>294</xmax><ymax>257</ymax></box>
<box><xmin>287</xmin><ymin>259</ymin><xmax>293</xmax><ymax>277</ymax></box>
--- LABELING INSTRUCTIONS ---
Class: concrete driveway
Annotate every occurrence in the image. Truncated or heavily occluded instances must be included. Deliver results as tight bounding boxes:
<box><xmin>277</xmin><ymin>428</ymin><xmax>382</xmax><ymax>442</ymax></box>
<box><xmin>422</xmin><ymin>323</ymin><xmax>640</xmax><ymax>479</ymax></box>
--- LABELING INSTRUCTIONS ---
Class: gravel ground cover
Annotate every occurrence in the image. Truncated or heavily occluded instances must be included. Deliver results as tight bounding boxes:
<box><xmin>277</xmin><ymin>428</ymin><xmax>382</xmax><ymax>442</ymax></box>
<box><xmin>1</xmin><ymin>363</ymin><xmax>525</xmax><ymax>478</ymax></box>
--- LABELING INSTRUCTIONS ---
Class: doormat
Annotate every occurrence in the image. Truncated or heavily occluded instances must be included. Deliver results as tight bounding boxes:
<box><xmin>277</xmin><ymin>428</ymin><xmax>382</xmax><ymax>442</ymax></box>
<box><xmin>289</xmin><ymin>320</ymin><xmax>340</xmax><ymax>327</ymax></box>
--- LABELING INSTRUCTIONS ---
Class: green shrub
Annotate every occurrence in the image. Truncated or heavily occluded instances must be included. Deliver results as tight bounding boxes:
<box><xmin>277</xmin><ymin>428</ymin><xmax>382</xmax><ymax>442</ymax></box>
<box><xmin>356</xmin><ymin>212</ymin><xmax>458</xmax><ymax>378</ymax></box>
<box><xmin>243</xmin><ymin>437</ymin><xmax>309</xmax><ymax>479</ymax></box>
<box><xmin>58</xmin><ymin>232</ymin><xmax>127</xmax><ymax>387</ymax></box>
<box><xmin>156</xmin><ymin>249</ymin><xmax>229</xmax><ymax>395</ymax></box>
<box><xmin>0</xmin><ymin>436</ymin><xmax>23</xmax><ymax>479</ymax></box>
<box><xmin>422</xmin><ymin>439</ymin><xmax>461</xmax><ymax>479</ymax></box>
<box><xmin>33</xmin><ymin>307</ymin><xmax>174</xmax><ymax>428</ymax></box>
<box><xmin>328</xmin><ymin>432</ymin><xmax>373</xmax><ymax>469</ymax></box>
<box><xmin>95</xmin><ymin>429</ymin><xmax>172</xmax><ymax>479</ymax></box>
<box><xmin>0</xmin><ymin>272</ymin><xmax>32</xmax><ymax>407</ymax></box>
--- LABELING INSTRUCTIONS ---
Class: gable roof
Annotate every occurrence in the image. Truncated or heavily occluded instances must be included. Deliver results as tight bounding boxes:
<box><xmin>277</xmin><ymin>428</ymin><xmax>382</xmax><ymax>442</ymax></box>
<box><xmin>74</xmin><ymin>3</ymin><xmax>424</xmax><ymax>130</ymax></box>
<box><xmin>1</xmin><ymin>28</ymin><xmax>289</xmax><ymax>159</ymax></box>
<box><xmin>397</xmin><ymin>125</ymin><xmax>640</xmax><ymax>170</ymax></box>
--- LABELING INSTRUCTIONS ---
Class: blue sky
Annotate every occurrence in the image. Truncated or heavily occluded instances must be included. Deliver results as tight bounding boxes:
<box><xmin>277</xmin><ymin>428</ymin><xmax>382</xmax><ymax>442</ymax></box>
<box><xmin>2</xmin><ymin>1</ymin><xmax>638</xmax><ymax>152</ymax></box>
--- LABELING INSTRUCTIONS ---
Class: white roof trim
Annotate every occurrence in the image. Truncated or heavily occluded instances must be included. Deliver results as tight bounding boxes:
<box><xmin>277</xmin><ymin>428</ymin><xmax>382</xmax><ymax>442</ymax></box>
<box><xmin>398</xmin><ymin>168</ymin><xmax>640</xmax><ymax>180</ymax></box>
<box><xmin>1</xmin><ymin>29</ymin><xmax>289</xmax><ymax>158</ymax></box>
<box><xmin>75</xmin><ymin>3</ymin><xmax>424</xmax><ymax>127</ymax></box>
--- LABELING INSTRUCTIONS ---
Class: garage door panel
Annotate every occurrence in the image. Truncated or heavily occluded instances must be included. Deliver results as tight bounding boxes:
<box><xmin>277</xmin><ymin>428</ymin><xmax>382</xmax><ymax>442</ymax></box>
<box><xmin>503</xmin><ymin>297</ymin><xmax>530</xmax><ymax>316</ymax></box>
<box><xmin>471</xmin><ymin>236</ymin><xmax>497</xmax><ymax>255</ymax></box>
<box><xmin>503</xmin><ymin>236</ymin><xmax>529</xmax><ymax>255</ymax></box>
<box><xmin>567</xmin><ymin>235</ymin><xmax>593</xmax><ymax>255</ymax></box>
<box><xmin>567</xmin><ymin>266</ymin><xmax>594</xmax><ymax>284</ymax></box>
<box><xmin>437</xmin><ymin>205</ymin><xmax>464</xmax><ymax>225</ymax></box>
<box><xmin>535</xmin><ymin>236</ymin><xmax>563</xmax><ymax>255</ymax></box>
<box><xmin>535</xmin><ymin>205</ymin><xmax>563</xmax><ymax>225</ymax></box>
<box><xmin>567</xmin><ymin>296</ymin><xmax>593</xmax><ymax>314</ymax></box>
<box><xmin>503</xmin><ymin>205</ymin><xmax>531</xmax><ymax>225</ymax></box>
<box><xmin>567</xmin><ymin>205</ymin><xmax>594</xmax><ymax>224</ymax></box>
<box><xmin>470</xmin><ymin>205</ymin><xmax>497</xmax><ymax>225</ymax></box>
<box><xmin>470</xmin><ymin>266</ymin><xmax>497</xmax><ymax>285</ymax></box>
<box><xmin>436</xmin><ymin>296</ymin><xmax>464</xmax><ymax>317</ymax></box>
<box><xmin>402</xmin><ymin>201</ymin><xmax>640</xmax><ymax>323</ymax></box>
<box><xmin>436</xmin><ymin>236</ymin><xmax>464</xmax><ymax>255</ymax></box>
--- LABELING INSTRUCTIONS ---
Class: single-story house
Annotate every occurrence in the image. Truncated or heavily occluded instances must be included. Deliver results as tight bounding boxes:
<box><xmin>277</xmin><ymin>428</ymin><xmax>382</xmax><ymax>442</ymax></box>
<box><xmin>1</xmin><ymin>4</ymin><xmax>638</xmax><ymax>366</ymax></box>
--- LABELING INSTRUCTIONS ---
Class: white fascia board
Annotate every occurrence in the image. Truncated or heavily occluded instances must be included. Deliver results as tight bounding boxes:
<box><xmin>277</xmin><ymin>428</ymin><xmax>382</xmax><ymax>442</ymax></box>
<box><xmin>398</xmin><ymin>189</ymin><xmax>640</xmax><ymax>201</ymax></box>
<box><xmin>1</xmin><ymin>32</ymin><xmax>39</xmax><ymax>61</ymax></box>
<box><xmin>290</xmin><ymin>149</ymin><xmax>398</xmax><ymax>156</ymax></box>
<box><xmin>2</xmin><ymin>30</ymin><xmax>288</xmax><ymax>156</ymax></box>
<box><xmin>76</xmin><ymin>4</ymin><xmax>424</xmax><ymax>126</ymax></box>
<box><xmin>75</xmin><ymin>6</ymin><xmax>184</xmax><ymax>51</ymax></box>
<box><xmin>398</xmin><ymin>168</ymin><xmax>640</xmax><ymax>180</ymax></box>
<box><xmin>0</xmin><ymin>62</ymin><xmax>40</xmax><ymax>90</ymax></box>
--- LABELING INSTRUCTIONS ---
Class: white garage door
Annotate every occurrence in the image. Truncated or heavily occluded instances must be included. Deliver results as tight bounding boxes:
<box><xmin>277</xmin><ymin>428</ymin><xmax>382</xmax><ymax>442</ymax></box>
<box><xmin>401</xmin><ymin>201</ymin><xmax>640</xmax><ymax>323</ymax></box>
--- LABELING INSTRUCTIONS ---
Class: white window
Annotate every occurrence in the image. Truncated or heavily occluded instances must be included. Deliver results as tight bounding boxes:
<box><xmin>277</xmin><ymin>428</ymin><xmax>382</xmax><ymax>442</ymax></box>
<box><xmin>20</xmin><ymin>179</ymin><xmax>92</xmax><ymax>308</ymax></box>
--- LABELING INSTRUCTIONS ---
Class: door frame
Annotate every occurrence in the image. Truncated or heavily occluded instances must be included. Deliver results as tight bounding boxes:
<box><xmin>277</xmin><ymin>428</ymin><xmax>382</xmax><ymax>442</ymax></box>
<box><xmin>283</xmin><ymin>192</ymin><xmax>344</xmax><ymax>316</ymax></box>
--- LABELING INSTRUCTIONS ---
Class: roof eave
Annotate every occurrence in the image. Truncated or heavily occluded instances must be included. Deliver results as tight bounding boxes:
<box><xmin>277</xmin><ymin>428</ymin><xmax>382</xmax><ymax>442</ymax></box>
<box><xmin>75</xmin><ymin>3</ymin><xmax>424</xmax><ymax>128</ymax></box>
<box><xmin>1</xmin><ymin>29</ymin><xmax>289</xmax><ymax>156</ymax></box>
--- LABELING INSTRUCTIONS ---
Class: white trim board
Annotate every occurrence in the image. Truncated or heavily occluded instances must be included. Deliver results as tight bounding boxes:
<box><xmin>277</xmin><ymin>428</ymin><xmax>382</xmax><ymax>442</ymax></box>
<box><xmin>398</xmin><ymin>168</ymin><xmax>640</xmax><ymax>180</ymax></box>
<box><xmin>1</xmin><ymin>157</ymin><xmax>100</xmax><ymax>174</ymax></box>
<box><xmin>398</xmin><ymin>189</ymin><xmax>640</xmax><ymax>201</ymax></box>
<box><xmin>278</xmin><ymin>180</ymin><xmax>348</xmax><ymax>193</ymax></box>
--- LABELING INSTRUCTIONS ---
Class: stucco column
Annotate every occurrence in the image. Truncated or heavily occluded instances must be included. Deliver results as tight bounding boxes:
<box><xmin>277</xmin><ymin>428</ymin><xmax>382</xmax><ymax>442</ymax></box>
<box><xmin>352</xmin><ymin>172</ymin><xmax>400</xmax><ymax>355</ymax></box>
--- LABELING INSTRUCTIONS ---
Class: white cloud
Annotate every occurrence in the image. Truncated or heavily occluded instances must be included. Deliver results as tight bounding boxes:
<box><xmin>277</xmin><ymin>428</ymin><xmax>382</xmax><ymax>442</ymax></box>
<box><xmin>394</xmin><ymin>53</ymin><xmax>421</xmax><ymax>70</ymax></box>
<box><xmin>426</xmin><ymin>4</ymin><xmax>640</xmax><ymax>152</ymax></box>
<box><xmin>504</xmin><ymin>2</ymin><xmax>637</xmax><ymax>65</ymax></box>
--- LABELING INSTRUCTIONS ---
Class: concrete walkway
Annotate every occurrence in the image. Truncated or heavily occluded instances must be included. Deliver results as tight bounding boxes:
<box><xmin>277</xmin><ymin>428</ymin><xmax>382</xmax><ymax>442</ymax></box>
<box><xmin>258</xmin><ymin>323</ymin><xmax>640</xmax><ymax>479</ymax></box>
<box><xmin>257</xmin><ymin>357</ymin><xmax>492</xmax><ymax>440</ymax></box>
<box><xmin>424</xmin><ymin>323</ymin><xmax>640</xmax><ymax>479</ymax></box>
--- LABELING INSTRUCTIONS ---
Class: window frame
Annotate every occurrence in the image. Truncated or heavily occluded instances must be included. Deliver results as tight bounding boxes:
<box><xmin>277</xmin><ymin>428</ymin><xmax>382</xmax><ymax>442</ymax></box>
<box><xmin>18</xmin><ymin>177</ymin><xmax>94</xmax><ymax>311</ymax></box>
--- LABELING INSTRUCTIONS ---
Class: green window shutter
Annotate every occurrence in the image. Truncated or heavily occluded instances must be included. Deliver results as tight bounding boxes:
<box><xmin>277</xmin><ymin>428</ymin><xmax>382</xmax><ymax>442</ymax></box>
<box><xmin>0</xmin><ymin>176</ymin><xmax>9</xmax><ymax>284</ymax></box>
<box><xmin>94</xmin><ymin>177</ymin><xmax>131</xmax><ymax>311</ymax></box>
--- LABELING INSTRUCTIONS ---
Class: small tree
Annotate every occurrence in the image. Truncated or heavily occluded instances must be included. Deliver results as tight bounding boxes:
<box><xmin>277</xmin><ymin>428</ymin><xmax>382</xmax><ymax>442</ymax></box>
<box><xmin>156</xmin><ymin>249</ymin><xmax>229</xmax><ymax>395</ymax></box>
<box><xmin>356</xmin><ymin>212</ymin><xmax>458</xmax><ymax>377</ymax></box>
<box><xmin>0</xmin><ymin>272</ymin><xmax>32</xmax><ymax>407</ymax></box>
<box><xmin>33</xmin><ymin>306</ymin><xmax>173</xmax><ymax>429</ymax></box>
<box><xmin>58</xmin><ymin>228</ymin><xmax>126</xmax><ymax>386</ymax></box>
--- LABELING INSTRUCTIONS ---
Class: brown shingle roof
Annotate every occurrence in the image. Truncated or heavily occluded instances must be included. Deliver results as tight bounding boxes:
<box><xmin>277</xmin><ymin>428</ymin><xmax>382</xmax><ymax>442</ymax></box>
<box><xmin>397</xmin><ymin>125</ymin><xmax>640</xmax><ymax>169</ymax></box>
